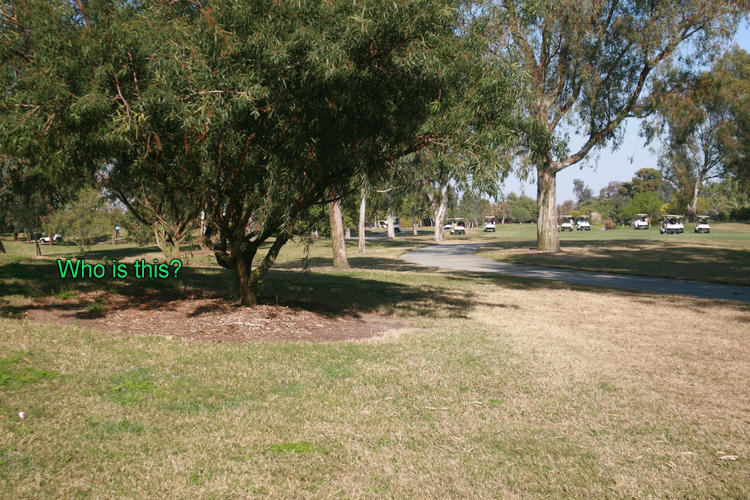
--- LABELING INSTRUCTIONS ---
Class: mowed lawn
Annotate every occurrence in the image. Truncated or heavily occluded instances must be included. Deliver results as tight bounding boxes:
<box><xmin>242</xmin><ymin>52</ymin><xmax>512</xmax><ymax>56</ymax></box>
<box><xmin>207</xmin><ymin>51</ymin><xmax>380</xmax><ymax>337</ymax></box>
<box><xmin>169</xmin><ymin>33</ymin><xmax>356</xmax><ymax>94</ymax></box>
<box><xmin>475</xmin><ymin>222</ymin><xmax>750</xmax><ymax>286</ymax></box>
<box><xmin>1</xmin><ymin>236</ymin><xmax>749</xmax><ymax>499</ymax></box>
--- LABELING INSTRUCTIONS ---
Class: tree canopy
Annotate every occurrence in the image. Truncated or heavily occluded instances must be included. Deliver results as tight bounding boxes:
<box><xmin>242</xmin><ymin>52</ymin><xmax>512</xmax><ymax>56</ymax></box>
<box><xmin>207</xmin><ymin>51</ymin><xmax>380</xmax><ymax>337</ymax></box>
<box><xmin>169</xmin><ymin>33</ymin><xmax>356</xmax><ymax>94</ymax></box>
<box><xmin>1</xmin><ymin>0</ymin><xmax>489</xmax><ymax>305</ymax></box>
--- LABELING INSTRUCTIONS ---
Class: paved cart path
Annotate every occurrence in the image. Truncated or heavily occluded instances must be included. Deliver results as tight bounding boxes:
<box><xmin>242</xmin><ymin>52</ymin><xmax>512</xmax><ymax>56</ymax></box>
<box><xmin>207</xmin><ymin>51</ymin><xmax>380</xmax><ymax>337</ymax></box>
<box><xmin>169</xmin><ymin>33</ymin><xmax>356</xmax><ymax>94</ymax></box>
<box><xmin>401</xmin><ymin>243</ymin><xmax>750</xmax><ymax>303</ymax></box>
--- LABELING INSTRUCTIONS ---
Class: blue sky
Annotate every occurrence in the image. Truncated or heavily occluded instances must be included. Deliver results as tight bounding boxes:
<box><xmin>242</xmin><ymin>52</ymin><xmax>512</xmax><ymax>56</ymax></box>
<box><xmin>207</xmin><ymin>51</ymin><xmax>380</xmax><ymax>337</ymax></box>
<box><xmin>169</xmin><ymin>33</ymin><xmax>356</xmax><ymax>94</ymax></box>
<box><xmin>500</xmin><ymin>21</ymin><xmax>750</xmax><ymax>203</ymax></box>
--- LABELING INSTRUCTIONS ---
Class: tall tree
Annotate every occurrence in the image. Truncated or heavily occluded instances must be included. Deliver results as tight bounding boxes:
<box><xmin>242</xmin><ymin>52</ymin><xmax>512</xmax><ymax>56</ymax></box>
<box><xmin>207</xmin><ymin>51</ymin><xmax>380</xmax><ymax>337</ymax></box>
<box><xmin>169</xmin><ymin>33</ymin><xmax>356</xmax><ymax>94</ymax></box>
<box><xmin>487</xmin><ymin>0</ymin><xmax>747</xmax><ymax>251</ymax></box>
<box><xmin>645</xmin><ymin>63</ymin><xmax>738</xmax><ymax>220</ymax></box>
<box><xmin>619</xmin><ymin>168</ymin><xmax>664</xmax><ymax>198</ymax></box>
<box><xmin>572</xmin><ymin>179</ymin><xmax>593</xmax><ymax>206</ymax></box>
<box><xmin>716</xmin><ymin>49</ymin><xmax>750</xmax><ymax>191</ymax></box>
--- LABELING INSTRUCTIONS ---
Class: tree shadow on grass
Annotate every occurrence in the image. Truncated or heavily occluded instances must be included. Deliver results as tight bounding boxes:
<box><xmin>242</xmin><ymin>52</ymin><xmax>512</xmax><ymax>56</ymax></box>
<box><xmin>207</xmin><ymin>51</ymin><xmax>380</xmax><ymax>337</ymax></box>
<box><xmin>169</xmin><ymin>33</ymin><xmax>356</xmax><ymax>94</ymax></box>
<box><xmin>257</xmin><ymin>269</ymin><xmax>474</xmax><ymax>318</ymax></box>
<box><xmin>0</xmin><ymin>259</ymin><xmax>475</xmax><ymax>320</ymax></box>
<box><xmin>275</xmin><ymin>255</ymin><xmax>432</xmax><ymax>273</ymax></box>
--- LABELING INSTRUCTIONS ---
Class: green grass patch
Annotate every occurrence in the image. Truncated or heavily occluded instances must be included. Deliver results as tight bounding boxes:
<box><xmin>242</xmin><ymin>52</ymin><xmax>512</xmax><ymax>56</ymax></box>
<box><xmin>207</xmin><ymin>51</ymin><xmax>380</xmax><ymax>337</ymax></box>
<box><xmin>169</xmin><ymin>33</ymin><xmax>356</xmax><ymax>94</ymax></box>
<box><xmin>0</xmin><ymin>352</ymin><xmax>59</xmax><ymax>390</ymax></box>
<box><xmin>105</xmin><ymin>368</ymin><xmax>162</xmax><ymax>406</ymax></box>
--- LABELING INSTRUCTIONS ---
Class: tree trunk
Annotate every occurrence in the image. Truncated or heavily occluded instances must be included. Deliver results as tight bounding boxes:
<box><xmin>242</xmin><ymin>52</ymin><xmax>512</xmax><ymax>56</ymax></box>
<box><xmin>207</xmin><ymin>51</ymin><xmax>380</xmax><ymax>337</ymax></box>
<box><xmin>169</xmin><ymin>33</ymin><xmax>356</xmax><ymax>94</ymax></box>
<box><xmin>153</xmin><ymin>225</ymin><xmax>183</xmax><ymax>261</ymax></box>
<box><xmin>537</xmin><ymin>166</ymin><xmax>560</xmax><ymax>252</ymax></box>
<box><xmin>426</xmin><ymin>182</ymin><xmax>448</xmax><ymax>243</ymax></box>
<box><xmin>234</xmin><ymin>252</ymin><xmax>257</xmax><ymax>306</ymax></box>
<box><xmin>411</xmin><ymin>204</ymin><xmax>418</xmax><ymax>236</ymax></box>
<box><xmin>688</xmin><ymin>173</ymin><xmax>703</xmax><ymax>222</ymax></box>
<box><xmin>329</xmin><ymin>197</ymin><xmax>350</xmax><ymax>269</ymax></box>
<box><xmin>358</xmin><ymin>187</ymin><xmax>367</xmax><ymax>254</ymax></box>
<box><xmin>0</xmin><ymin>240</ymin><xmax>5</xmax><ymax>254</ymax></box>
<box><xmin>385</xmin><ymin>192</ymin><xmax>396</xmax><ymax>239</ymax></box>
<box><xmin>45</xmin><ymin>200</ymin><xmax>54</xmax><ymax>246</ymax></box>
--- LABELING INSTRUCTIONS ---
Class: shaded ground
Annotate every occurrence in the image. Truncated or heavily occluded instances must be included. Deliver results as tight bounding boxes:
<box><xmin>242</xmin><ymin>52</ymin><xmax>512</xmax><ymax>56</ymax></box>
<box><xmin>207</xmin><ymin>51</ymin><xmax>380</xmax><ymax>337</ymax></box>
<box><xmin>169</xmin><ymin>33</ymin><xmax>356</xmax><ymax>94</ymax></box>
<box><xmin>20</xmin><ymin>291</ymin><xmax>404</xmax><ymax>343</ymax></box>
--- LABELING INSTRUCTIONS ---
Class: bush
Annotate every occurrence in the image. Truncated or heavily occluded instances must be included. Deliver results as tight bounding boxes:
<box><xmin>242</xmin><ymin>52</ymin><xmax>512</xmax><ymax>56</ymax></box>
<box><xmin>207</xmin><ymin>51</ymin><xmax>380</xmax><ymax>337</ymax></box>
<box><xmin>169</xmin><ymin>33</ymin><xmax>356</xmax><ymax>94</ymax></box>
<box><xmin>125</xmin><ymin>212</ymin><xmax>157</xmax><ymax>247</ymax></box>
<box><xmin>46</xmin><ymin>187</ymin><xmax>113</xmax><ymax>251</ymax></box>
<box><xmin>603</xmin><ymin>219</ymin><xmax>616</xmax><ymax>230</ymax></box>
<box><xmin>729</xmin><ymin>207</ymin><xmax>750</xmax><ymax>221</ymax></box>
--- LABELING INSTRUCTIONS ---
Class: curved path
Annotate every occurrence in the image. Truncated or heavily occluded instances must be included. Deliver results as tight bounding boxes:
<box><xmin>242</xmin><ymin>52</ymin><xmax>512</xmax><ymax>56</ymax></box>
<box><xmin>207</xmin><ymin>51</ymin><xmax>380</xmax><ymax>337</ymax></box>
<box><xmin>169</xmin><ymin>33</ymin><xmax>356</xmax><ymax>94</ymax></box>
<box><xmin>401</xmin><ymin>243</ymin><xmax>750</xmax><ymax>303</ymax></box>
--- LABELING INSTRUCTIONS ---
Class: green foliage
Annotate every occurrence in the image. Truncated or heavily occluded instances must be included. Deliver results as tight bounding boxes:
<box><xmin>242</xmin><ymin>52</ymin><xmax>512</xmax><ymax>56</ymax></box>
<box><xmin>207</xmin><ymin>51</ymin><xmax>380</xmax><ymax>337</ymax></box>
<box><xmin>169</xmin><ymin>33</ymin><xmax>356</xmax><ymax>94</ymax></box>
<box><xmin>506</xmin><ymin>193</ymin><xmax>537</xmax><ymax>223</ymax></box>
<box><xmin>573</xmin><ymin>179</ymin><xmax>593</xmax><ymax>206</ymax></box>
<box><xmin>619</xmin><ymin>169</ymin><xmax>663</xmax><ymax>198</ymax></box>
<box><xmin>123</xmin><ymin>211</ymin><xmax>156</xmax><ymax>248</ymax></box>
<box><xmin>457</xmin><ymin>190</ymin><xmax>492</xmax><ymax>227</ymax></box>
<box><xmin>47</xmin><ymin>187</ymin><xmax>114</xmax><ymax>251</ymax></box>
<box><xmin>626</xmin><ymin>192</ymin><xmax>663</xmax><ymax>220</ymax></box>
<box><xmin>729</xmin><ymin>207</ymin><xmax>750</xmax><ymax>221</ymax></box>
<box><xmin>1</xmin><ymin>0</ymin><xmax>476</xmax><ymax>303</ymax></box>
<box><xmin>713</xmin><ymin>49</ymin><xmax>750</xmax><ymax>192</ymax></box>
<box><xmin>644</xmin><ymin>48</ymin><xmax>750</xmax><ymax>217</ymax></box>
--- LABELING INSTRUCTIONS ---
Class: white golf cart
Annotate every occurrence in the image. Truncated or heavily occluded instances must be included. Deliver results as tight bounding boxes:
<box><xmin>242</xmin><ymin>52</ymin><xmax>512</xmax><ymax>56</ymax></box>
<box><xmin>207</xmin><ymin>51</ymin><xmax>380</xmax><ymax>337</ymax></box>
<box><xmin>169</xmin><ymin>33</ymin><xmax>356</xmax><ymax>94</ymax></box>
<box><xmin>632</xmin><ymin>213</ymin><xmax>649</xmax><ymax>230</ymax></box>
<box><xmin>39</xmin><ymin>234</ymin><xmax>63</xmax><ymax>243</ymax></box>
<box><xmin>378</xmin><ymin>217</ymin><xmax>400</xmax><ymax>232</ymax></box>
<box><xmin>483</xmin><ymin>216</ymin><xmax>496</xmax><ymax>232</ymax></box>
<box><xmin>559</xmin><ymin>215</ymin><xmax>574</xmax><ymax>232</ymax></box>
<box><xmin>694</xmin><ymin>215</ymin><xmax>710</xmax><ymax>234</ymax></box>
<box><xmin>576</xmin><ymin>215</ymin><xmax>591</xmax><ymax>231</ymax></box>
<box><xmin>659</xmin><ymin>214</ymin><xmax>684</xmax><ymax>234</ymax></box>
<box><xmin>446</xmin><ymin>217</ymin><xmax>466</xmax><ymax>235</ymax></box>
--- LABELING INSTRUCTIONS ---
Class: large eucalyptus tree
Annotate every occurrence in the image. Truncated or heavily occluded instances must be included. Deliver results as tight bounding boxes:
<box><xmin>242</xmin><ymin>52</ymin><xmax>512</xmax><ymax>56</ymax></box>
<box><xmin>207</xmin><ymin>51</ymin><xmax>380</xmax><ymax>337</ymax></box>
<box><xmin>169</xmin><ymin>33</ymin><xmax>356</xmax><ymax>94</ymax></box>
<box><xmin>485</xmin><ymin>0</ymin><xmax>747</xmax><ymax>251</ymax></box>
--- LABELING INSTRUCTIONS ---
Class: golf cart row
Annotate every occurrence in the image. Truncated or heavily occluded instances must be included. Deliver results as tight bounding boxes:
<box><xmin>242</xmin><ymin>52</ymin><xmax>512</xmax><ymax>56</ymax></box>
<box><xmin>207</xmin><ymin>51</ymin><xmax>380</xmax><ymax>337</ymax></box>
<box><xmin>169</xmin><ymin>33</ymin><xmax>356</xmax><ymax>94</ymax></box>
<box><xmin>440</xmin><ymin>216</ymin><xmax>498</xmax><ymax>235</ymax></box>
<box><xmin>658</xmin><ymin>215</ymin><xmax>710</xmax><ymax>234</ymax></box>
<box><xmin>556</xmin><ymin>213</ymin><xmax>710</xmax><ymax>234</ymax></box>
<box><xmin>559</xmin><ymin>215</ymin><xmax>591</xmax><ymax>231</ymax></box>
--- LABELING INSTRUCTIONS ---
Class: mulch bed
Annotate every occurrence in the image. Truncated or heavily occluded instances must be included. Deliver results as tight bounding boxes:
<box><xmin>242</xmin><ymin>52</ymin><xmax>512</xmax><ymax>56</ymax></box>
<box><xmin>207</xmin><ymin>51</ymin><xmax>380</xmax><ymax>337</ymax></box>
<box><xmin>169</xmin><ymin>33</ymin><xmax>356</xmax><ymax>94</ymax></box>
<box><xmin>21</xmin><ymin>292</ymin><xmax>404</xmax><ymax>343</ymax></box>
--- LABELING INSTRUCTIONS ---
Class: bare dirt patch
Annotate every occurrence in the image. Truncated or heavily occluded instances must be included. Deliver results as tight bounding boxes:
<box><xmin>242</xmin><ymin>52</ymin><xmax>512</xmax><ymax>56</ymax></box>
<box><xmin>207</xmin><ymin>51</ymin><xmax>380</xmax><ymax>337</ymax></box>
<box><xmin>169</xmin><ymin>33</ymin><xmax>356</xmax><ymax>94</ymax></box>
<box><xmin>21</xmin><ymin>292</ymin><xmax>404</xmax><ymax>343</ymax></box>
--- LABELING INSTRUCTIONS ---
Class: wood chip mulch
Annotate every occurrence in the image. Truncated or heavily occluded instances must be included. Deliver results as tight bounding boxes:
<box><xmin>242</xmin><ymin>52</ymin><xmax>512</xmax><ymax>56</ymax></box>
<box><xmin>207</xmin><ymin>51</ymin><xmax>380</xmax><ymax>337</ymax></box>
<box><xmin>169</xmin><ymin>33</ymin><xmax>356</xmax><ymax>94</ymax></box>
<box><xmin>22</xmin><ymin>292</ymin><xmax>404</xmax><ymax>343</ymax></box>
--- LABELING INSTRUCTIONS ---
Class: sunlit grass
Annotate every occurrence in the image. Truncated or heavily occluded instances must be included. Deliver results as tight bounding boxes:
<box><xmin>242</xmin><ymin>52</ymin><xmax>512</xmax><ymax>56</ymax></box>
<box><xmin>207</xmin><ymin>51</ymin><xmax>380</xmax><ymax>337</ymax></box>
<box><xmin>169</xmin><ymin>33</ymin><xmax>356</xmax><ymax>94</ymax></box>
<box><xmin>476</xmin><ymin>222</ymin><xmax>750</xmax><ymax>286</ymax></box>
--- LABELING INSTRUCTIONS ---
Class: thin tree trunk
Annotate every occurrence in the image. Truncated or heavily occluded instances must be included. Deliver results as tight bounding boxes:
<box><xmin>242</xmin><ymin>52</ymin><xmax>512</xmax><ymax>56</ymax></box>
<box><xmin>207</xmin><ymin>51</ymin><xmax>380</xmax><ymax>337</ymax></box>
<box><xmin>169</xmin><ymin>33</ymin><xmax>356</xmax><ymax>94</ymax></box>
<box><xmin>329</xmin><ymin>196</ymin><xmax>350</xmax><ymax>269</ymax></box>
<box><xmin>0</xmin><ymin>240</ymin><xmax>5</xmax><ymax>254</ymax></box>
<box><xmin>688</xmin><ymin>173</ymin><xmax>703</xmax><ymax>222</ymax></box>
<box><xmin>45</xmin><ymin>200</ymin><xmax>54</xmax><ymax>246</ymax></box>
<box><xmin>386</xmin><ymin>192</ymin><xmax>396</xmax><ymax>239</ymax></box>
<box><xmin>537</xmin><ymin>165</ymin><xmax>560</xmax><ymax>252</ymax></box>
<box><xmin>426</xmin><ymin>182</ymin><xmax>448</xmax><ymax>243</ymax></box>
<box><xmin>411</xmin><ymin>204</ymin><xmax>418</xmax><ymax>236</ymax></box>
<box><xmin>358</xmin><ymin>187</ymin><xmax>366</xmax><ymax>254</ymax></box>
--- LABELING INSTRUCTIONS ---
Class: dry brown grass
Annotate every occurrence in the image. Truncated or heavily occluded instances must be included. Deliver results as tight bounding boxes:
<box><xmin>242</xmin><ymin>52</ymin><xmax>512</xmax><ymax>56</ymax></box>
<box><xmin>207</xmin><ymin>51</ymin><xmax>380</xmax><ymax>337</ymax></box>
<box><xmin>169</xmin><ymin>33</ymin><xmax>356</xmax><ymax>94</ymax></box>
<box><xmin>1</xmin><ymin>242</ymin><xmax>749</xmax><ymax>499</ymax></box>
<box><xmin>471</xmin><ymin>285</ymin><xmax>750</xmax><ymax>498</ymax></box>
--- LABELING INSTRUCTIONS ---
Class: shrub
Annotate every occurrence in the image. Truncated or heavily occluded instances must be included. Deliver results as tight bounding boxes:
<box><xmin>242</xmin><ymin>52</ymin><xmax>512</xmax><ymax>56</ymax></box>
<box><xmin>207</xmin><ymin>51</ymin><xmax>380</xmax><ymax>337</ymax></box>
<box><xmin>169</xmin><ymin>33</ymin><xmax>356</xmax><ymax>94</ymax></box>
<box><xmin>603</xmin><ymin>219</ymin><xmax>616</xmax><ymax>230</ymax></box>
